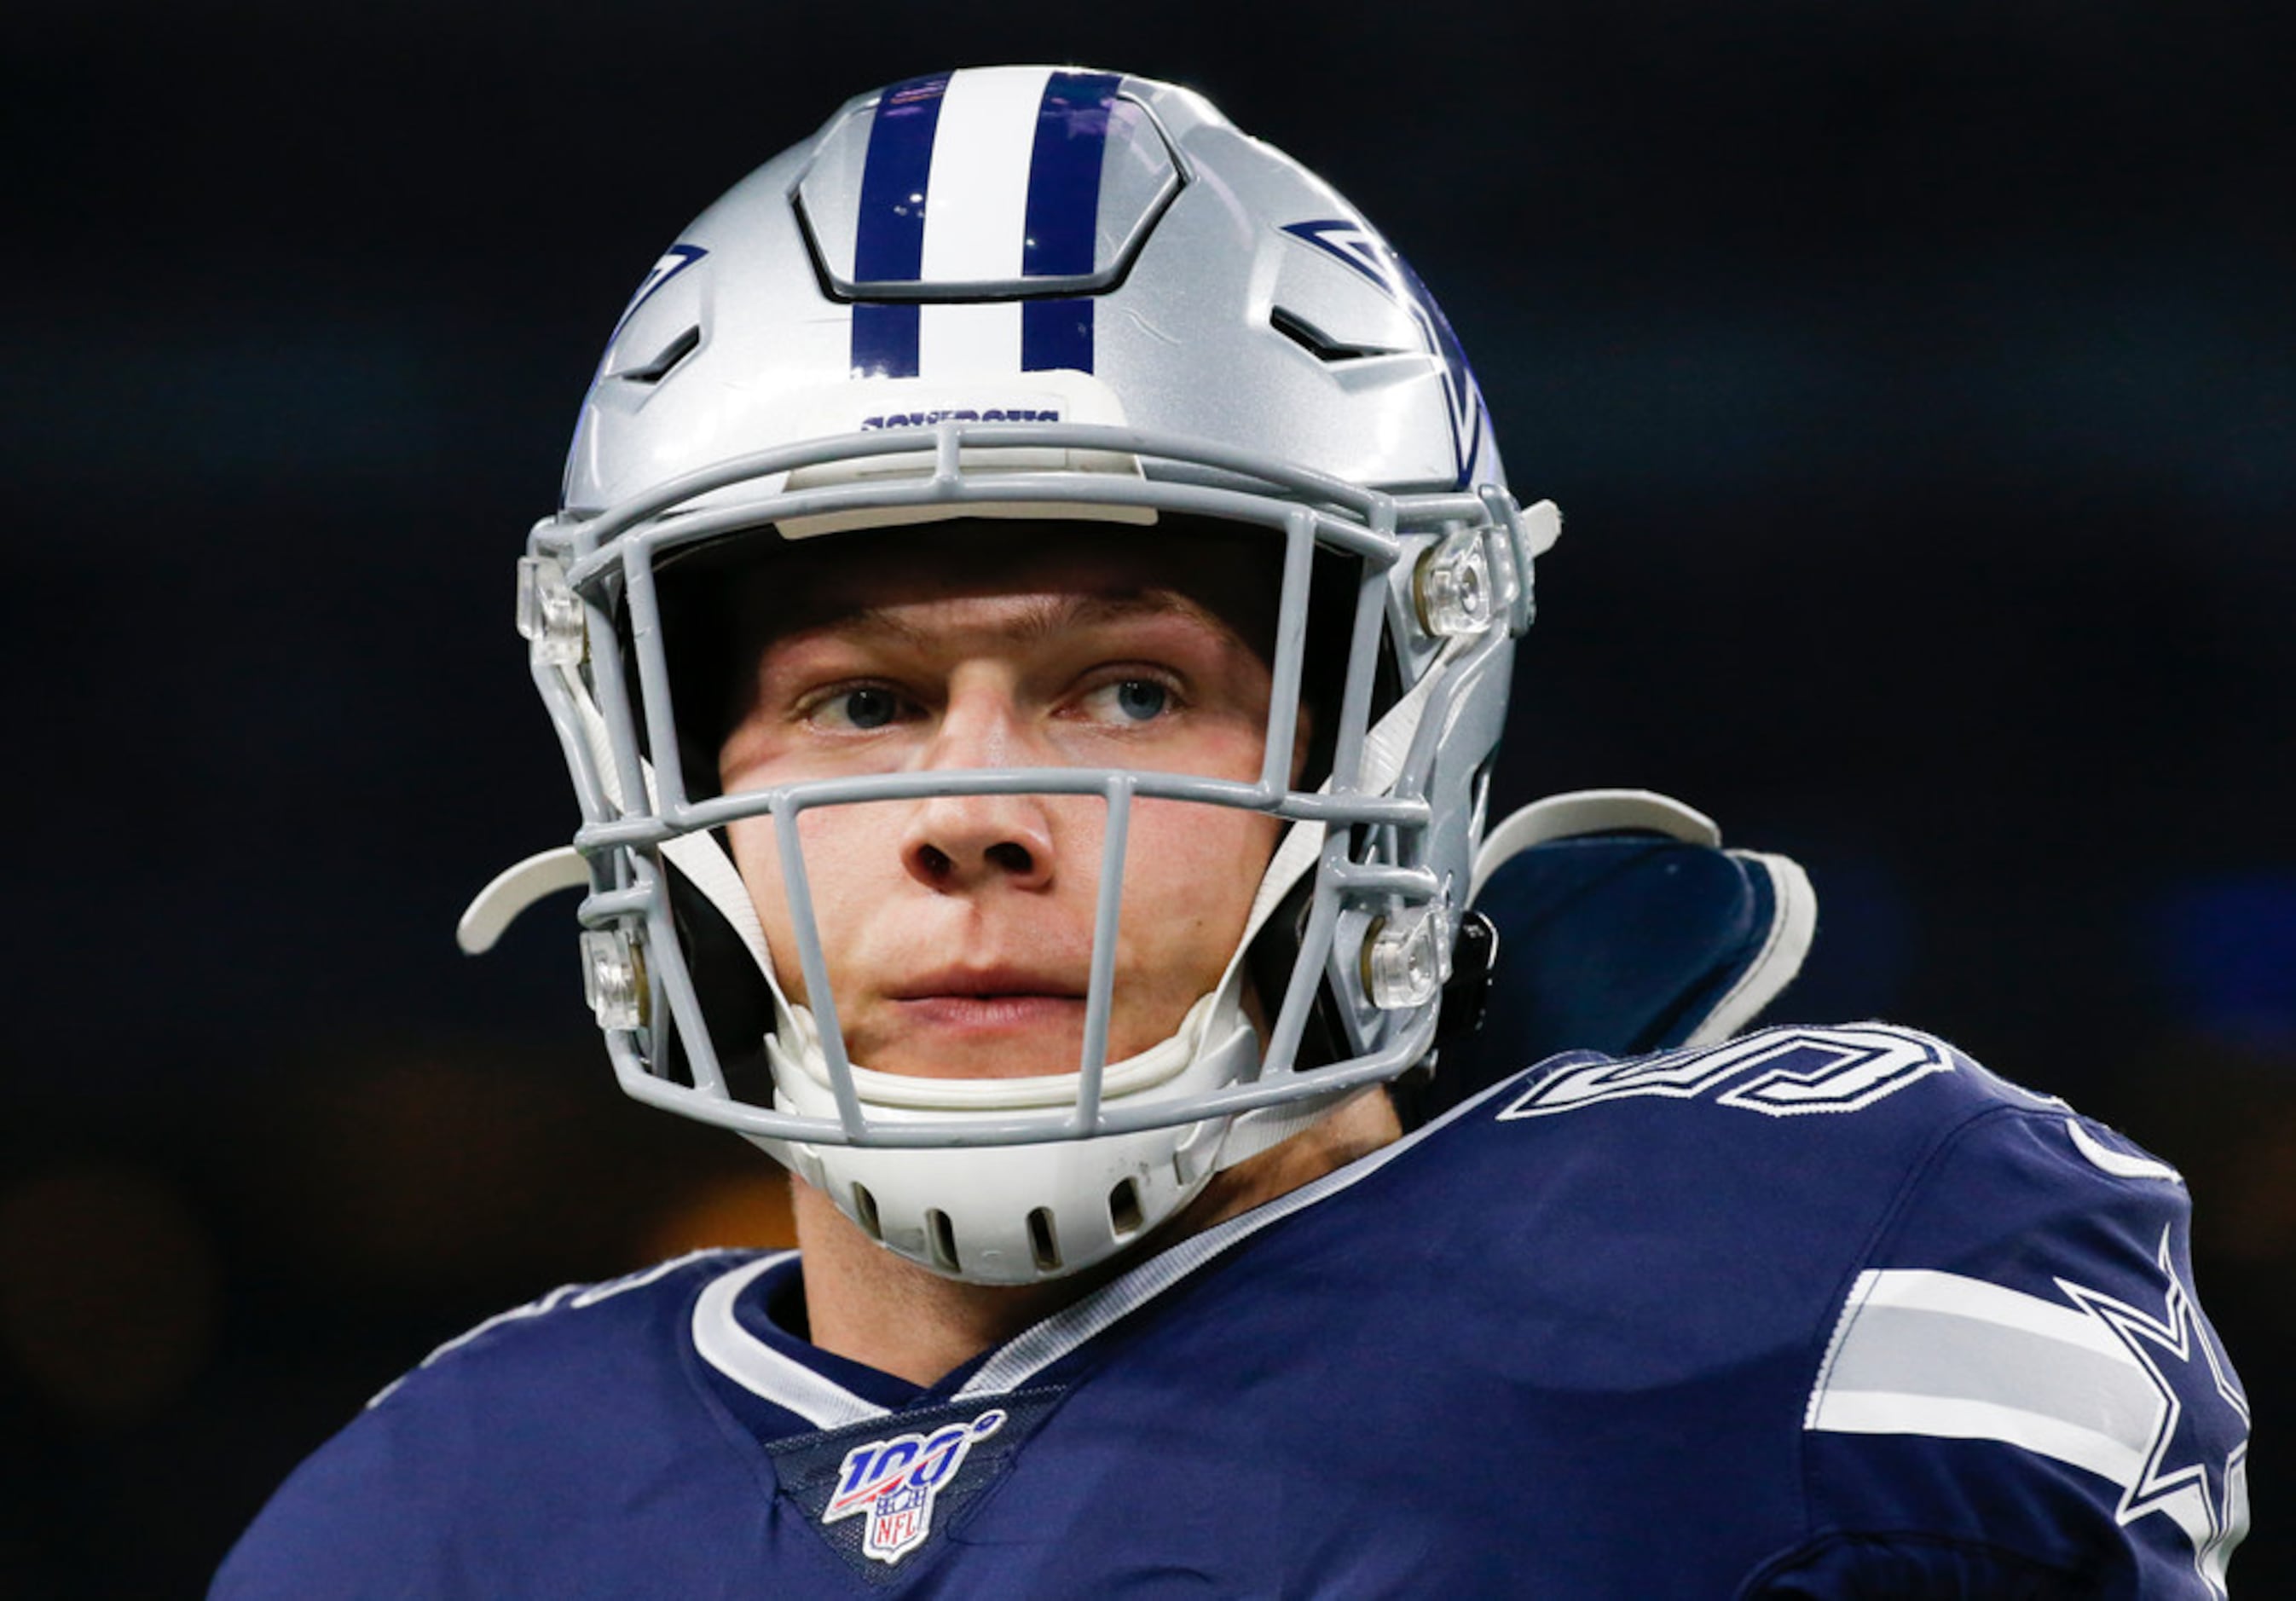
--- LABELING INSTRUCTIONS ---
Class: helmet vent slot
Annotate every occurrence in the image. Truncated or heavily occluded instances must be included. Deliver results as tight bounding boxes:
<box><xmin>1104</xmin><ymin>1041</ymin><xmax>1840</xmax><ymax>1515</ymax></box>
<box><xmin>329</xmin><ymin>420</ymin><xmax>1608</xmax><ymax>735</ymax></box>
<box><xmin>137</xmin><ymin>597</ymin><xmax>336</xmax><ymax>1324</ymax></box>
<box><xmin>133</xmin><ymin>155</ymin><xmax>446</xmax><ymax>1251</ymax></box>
<box><xmin>616</xmin><ymin>325</ymin><xmax>702</xmax><ymax>385</ymax></box>
<box><xmin>1107</xmin><ymin>1178</ymin><xmax>1145</xmax><ymax>1238</ymax></box>
<box><xmin>1026</xmin><ymin>1207</ymin><xmax>1061</xmax><ymax>1272</ymax></box>
<box><xmin>852</xmin><ymin>1183</ymin><xmax>883</xmax><ymax>1241</ymax></box>
<box><xmin>925</xmin><ymin>1208</ymin><xmax>960</xmax><ymax>1273</ymax></box>
<box><xmin>1269</xmin><ymin>305</ymin><xmax>1403</xmax><ymax>364</ymax></box>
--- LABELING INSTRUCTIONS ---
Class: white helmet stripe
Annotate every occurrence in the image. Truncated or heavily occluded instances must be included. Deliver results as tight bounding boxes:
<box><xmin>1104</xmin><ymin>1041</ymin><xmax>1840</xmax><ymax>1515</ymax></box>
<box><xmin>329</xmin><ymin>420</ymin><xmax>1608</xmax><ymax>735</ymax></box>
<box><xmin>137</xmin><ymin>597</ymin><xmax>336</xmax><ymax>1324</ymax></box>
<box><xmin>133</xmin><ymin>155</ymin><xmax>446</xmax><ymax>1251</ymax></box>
<box><xmin>916</xmin><ymin>67</ymin><xmax>1050</xmax><ymax>374</ymax></box>
<box><xmin>920</xmin><ymin>68</ymin><xmax>1049</xmax><ymax>278</ymax></box>
<box><xmin>920</xmin><ymin>301</ymin><xmax>1022</xmax><ymax>377</ymax></box>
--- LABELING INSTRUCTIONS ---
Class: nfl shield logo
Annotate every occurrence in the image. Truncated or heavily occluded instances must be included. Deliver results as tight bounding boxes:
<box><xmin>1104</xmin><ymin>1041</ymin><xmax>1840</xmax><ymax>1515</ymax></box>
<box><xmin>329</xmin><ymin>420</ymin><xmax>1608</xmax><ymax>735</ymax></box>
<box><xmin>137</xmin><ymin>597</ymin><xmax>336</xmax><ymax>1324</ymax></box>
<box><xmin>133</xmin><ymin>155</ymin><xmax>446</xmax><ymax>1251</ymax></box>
<box><xmin>821</xmin><ymin>1407</ymin><xmax>1008</xmax><ymax>1565</ymax></box>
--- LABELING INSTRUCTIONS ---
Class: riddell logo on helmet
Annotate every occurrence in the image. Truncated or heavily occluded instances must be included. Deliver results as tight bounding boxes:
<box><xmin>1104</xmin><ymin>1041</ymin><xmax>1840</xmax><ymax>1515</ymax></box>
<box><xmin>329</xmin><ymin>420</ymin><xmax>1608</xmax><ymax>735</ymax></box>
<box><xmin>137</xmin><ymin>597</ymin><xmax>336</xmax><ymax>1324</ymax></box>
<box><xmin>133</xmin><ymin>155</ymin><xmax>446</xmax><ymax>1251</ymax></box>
<box><xmin>859</xmin><ymin>407</ymin><xmax>1062</xmax><ymax>430</ymax></box>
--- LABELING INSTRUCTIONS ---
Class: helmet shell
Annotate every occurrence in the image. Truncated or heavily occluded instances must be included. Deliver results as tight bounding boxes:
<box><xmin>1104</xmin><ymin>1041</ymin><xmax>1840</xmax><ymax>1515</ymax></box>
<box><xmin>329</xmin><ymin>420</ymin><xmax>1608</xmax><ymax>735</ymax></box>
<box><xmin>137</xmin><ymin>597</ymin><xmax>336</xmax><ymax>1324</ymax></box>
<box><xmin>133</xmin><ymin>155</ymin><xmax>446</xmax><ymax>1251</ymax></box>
<box><xmin>564</xmin><ymin>67</ymin><xmax>1502</xmax><ymax>516</ymax></box>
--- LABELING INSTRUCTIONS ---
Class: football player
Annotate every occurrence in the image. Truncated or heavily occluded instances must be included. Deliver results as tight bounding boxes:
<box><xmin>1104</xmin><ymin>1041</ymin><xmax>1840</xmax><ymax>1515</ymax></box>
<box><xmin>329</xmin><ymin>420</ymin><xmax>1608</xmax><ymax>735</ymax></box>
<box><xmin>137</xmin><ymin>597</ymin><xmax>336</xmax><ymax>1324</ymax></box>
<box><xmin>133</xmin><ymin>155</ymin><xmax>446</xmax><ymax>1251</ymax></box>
<box><xmin>217</xmin><ymin>67</ymin><xmax>2250</xmax><ymax>1595</ymax></box>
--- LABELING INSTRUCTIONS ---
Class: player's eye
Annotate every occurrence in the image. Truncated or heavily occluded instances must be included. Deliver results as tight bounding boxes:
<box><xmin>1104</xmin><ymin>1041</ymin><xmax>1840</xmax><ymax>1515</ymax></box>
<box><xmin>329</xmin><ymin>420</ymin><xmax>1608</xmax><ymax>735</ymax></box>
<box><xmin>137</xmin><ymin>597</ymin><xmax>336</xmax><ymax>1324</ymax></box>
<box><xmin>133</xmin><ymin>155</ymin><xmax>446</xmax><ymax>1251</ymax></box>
<box><xmin>812</xmin><ymin>685</ymin><xmax>904</xmax><ymax>731</ymax></box>
<box><xmin>1079</xmin><ymin>677</ymin><xmax>1174</xmax><ymax>724</ymax></box>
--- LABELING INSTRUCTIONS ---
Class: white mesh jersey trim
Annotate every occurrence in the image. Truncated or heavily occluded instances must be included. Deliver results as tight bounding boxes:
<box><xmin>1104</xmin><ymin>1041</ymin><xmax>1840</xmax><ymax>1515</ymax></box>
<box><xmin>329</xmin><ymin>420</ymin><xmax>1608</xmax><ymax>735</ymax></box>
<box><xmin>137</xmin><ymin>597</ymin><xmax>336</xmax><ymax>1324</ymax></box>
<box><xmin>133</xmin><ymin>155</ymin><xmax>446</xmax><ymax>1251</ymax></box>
<box><xmin>687</xmin><ymin>1251</ymin><xmax>894</xmax><ymax>1431</ymax></box>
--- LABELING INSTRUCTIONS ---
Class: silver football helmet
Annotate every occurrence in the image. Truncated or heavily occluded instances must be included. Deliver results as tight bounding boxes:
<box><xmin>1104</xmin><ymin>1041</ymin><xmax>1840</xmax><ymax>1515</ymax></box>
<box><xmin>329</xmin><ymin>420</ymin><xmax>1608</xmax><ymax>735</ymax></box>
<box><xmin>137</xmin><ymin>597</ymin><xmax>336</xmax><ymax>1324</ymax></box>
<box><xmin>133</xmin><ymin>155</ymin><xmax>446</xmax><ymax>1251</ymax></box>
<box><xmin>466</xmin><ymin>66</ymin><xmax>1559</xmax><ymax>1285</ymax></box>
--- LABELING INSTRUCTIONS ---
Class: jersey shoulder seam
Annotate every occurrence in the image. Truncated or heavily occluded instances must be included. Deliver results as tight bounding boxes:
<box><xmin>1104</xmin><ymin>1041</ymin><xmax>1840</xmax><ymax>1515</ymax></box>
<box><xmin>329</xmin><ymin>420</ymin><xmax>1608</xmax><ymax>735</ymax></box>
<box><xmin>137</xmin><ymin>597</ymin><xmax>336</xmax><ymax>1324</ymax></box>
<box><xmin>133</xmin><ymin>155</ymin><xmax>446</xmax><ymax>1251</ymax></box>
<box><xmin>368</xmin><ymin>1246</ymin><xmax>758</xmax><ymax>1410</ymax></box>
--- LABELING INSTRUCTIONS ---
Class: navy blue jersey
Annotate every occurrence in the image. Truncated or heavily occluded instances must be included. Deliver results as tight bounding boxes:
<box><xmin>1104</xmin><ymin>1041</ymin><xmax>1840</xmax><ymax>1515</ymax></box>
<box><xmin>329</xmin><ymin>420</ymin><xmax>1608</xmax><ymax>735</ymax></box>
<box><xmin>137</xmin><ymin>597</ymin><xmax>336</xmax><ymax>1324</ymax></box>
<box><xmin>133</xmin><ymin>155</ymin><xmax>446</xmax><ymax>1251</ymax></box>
<box><xmin>215</xmin><ymin>1026</ymin><xmax>2250</xmax><ymax>1597</ymax></box>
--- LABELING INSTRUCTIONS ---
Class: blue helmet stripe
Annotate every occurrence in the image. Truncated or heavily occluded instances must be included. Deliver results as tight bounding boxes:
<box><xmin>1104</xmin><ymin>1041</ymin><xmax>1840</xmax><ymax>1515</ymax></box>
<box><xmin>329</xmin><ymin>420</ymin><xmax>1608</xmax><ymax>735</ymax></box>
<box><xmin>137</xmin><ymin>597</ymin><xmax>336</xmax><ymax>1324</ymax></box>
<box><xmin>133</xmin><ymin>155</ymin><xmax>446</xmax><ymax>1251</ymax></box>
<box><xmin>1020</xmin><ymin>70</ymin><xmax>1119</xmax><ymax>372</ymax></box>
<box><xmin>849</xmin><ymin>74</ymin><xmax>949</xmax><ymax>379</ymax></box>
<box><xmin>849</xmin><ymin>302</ymin><xmax>920</xmax><ymax>379</ymax></box>
<box><xmin>1022</xmin><ymin>71</ymin><xmax>1119</xmax><ymax>277</ymax></box>
<box><xmin>1021</xmin><ymin>297</ymin><xmax>1093</xmax><ymax>373</ymax></box>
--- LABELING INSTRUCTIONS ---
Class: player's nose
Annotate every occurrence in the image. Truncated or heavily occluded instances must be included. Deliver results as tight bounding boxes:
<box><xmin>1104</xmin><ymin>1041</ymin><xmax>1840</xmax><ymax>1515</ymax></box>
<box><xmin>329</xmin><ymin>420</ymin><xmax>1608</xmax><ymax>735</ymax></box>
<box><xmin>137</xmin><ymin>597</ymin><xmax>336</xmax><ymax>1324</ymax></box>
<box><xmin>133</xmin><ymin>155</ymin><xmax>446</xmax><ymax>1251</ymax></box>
<box><xmin>900</xmin><ymin>795</ymin><xmax>1055</xmax><ymax>891</ymax></box>
<box><xmin>900</xmin><ymin>687</ymin><xmax>1058</xmax><ymax>892</ymax></box>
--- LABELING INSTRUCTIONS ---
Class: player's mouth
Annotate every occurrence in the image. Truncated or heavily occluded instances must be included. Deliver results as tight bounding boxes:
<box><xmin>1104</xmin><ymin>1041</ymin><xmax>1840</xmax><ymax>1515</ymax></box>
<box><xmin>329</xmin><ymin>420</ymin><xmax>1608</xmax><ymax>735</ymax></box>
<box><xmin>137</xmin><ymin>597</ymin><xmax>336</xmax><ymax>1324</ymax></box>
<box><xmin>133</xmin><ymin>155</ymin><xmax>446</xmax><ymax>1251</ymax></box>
<box><xmin>885</xmin><ymin>966</ymin><xmax>1089</xmax><ymax>1040</ymax></box>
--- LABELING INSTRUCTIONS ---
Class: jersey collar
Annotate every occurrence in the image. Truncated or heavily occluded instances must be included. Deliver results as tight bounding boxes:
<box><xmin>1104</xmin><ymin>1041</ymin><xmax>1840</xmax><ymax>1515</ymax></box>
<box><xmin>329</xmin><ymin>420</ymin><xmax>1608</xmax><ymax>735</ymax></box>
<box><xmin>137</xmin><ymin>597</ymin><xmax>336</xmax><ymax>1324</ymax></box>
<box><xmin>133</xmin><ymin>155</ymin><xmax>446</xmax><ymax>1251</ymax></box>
<box><xmin>689</xmin><ymin>1061</ymin><xmax>1555</xmax><ymax>1430</ymax></box>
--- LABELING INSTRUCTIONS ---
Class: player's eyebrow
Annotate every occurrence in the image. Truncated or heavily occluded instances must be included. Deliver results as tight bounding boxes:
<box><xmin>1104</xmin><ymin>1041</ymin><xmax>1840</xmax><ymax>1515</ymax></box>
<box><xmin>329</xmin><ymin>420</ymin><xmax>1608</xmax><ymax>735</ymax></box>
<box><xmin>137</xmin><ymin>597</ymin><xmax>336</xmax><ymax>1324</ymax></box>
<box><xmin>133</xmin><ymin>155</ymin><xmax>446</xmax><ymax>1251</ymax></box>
<box><xmin>825</xmin><ymin>589</ymin><xmax>1252</xmax><ymax>651</ymax></box>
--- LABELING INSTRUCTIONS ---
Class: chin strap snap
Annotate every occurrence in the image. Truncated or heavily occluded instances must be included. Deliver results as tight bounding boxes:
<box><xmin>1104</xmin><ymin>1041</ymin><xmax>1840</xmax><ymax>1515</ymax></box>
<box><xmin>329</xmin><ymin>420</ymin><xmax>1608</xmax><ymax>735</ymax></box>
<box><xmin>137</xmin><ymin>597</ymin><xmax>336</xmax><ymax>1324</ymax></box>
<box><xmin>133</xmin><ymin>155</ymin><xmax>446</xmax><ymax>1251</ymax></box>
<box><xmin>1433</xmin><ymin>910</ymin><xmax>1499</xmax><ymax>1043</ymax></box>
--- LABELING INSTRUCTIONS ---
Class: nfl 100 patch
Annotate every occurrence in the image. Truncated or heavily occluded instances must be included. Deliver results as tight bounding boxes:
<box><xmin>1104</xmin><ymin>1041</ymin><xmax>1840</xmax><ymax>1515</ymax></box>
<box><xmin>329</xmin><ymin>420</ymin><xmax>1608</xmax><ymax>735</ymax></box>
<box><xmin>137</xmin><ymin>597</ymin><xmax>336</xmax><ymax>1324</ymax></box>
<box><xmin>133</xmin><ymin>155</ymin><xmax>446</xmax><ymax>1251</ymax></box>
<box><xmin>768</xmin><ymin>1390</ymin><xmax>1064</xmax><ymax>1578</ymax></box>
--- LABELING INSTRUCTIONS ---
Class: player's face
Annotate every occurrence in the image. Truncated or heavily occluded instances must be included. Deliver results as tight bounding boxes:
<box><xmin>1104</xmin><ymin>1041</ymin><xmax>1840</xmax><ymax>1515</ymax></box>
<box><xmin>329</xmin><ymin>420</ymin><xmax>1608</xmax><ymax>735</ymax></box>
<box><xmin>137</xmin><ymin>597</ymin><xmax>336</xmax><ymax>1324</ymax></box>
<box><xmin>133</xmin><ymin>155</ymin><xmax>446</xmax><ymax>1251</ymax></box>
<box><xmin>716</xmin><ymin>527</ymin><xmax>1298</xmax><ymax>1081</ymax></box>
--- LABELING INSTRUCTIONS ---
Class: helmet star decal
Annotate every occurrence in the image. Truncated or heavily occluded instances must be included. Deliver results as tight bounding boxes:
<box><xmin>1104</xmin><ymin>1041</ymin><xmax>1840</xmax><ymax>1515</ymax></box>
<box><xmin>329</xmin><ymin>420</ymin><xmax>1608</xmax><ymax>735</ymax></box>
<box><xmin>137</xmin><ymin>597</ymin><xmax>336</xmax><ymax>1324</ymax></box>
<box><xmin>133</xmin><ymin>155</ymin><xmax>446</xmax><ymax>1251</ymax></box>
<box><xmin>1280</xmin><ymin>218</ymin><xmax>1489</xmax><ymax>489</ymax></box>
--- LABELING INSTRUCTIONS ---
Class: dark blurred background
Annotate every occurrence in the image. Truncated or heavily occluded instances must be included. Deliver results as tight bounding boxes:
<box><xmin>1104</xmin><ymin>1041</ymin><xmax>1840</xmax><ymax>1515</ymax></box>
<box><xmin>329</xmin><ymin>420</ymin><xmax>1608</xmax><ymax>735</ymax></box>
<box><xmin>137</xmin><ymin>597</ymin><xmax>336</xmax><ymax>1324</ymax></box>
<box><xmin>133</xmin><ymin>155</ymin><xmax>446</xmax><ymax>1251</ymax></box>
<box><xmin>6</xmin><ymin>1</ymin><xmax>2289</xmax><ymax>1592</ymax></box>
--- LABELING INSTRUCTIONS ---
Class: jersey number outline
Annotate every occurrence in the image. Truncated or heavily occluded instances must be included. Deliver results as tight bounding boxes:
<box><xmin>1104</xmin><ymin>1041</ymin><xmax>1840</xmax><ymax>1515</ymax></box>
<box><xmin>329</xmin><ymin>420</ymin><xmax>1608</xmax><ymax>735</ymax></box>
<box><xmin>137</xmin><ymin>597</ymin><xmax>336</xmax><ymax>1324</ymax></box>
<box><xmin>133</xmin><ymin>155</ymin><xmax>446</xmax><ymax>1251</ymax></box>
<box><xmin>1497</xmin><ymin>1025</ymin><xmax>1953</xmax><ymax>1120</ymax></box>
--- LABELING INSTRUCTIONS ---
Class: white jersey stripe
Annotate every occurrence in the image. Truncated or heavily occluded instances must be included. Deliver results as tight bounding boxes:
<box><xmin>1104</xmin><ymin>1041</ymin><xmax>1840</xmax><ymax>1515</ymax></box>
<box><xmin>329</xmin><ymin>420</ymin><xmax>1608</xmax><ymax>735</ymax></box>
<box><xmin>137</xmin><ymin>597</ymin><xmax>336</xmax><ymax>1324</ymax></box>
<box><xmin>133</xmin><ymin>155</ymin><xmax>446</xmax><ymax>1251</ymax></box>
<box><xmin>689</xmin><ymin>1251</ymin><xmax>891</xmax><ymax>1431</ymax></box>
<box><xmin>1807</xmin><ymin>1268</ymin><xmax>2164</xmax><ymax>1491</ymax></box>
<box><xmin>1822</xmin><ymin>1304</ymin><xmax>2161</xmax><ymax>1445</ymax></box>
<box><xmin>1848</xmin><ymin>1266</ymin><xmax>2132</xmax><ymax>1359</ymax></box>
<box><xmin>1811</xmin><ymin>1390</ymin><xmax>2148</xmax><ymax>1488</ymax></box>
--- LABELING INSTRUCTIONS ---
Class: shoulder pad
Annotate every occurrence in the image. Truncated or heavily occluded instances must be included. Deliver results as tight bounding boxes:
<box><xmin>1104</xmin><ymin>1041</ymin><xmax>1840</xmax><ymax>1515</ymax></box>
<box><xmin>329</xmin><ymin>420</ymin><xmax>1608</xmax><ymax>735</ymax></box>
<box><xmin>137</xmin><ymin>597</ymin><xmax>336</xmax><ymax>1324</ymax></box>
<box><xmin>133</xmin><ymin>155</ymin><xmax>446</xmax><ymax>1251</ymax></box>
<box><xmin>1432</xmin><ymin>791</ymin><xmax>1813</xmax><ymax>1115</ymax></box>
